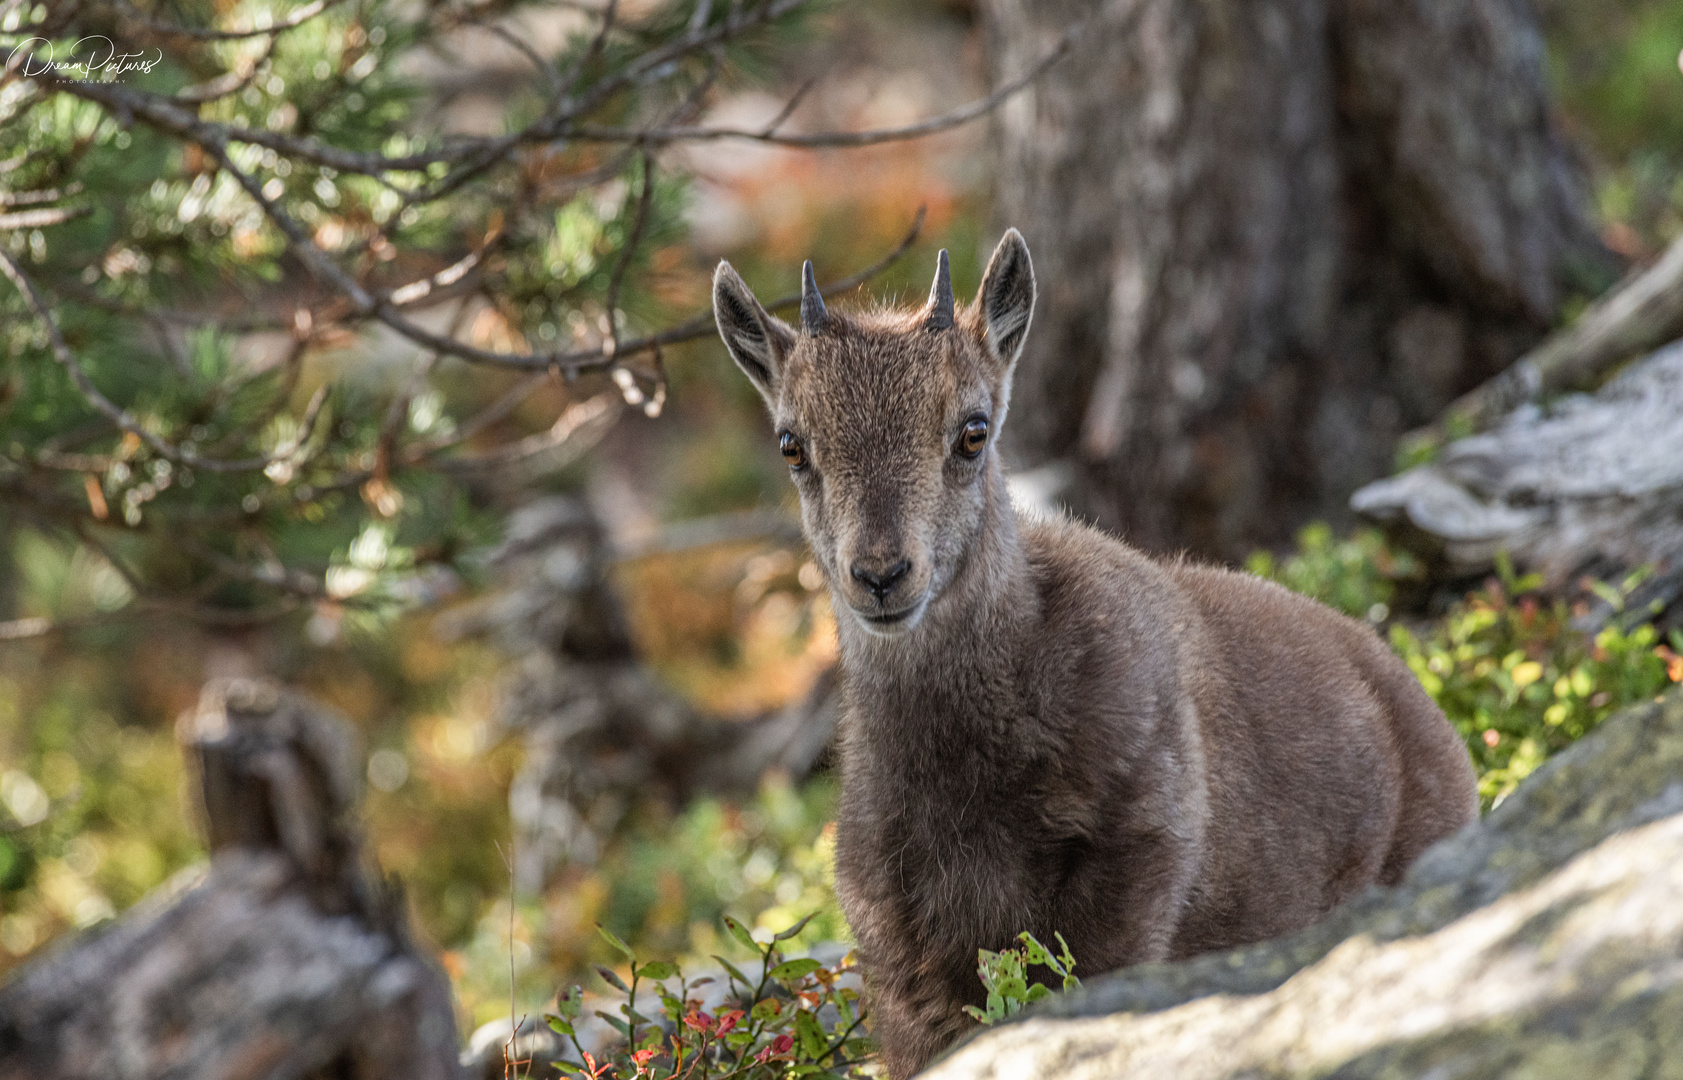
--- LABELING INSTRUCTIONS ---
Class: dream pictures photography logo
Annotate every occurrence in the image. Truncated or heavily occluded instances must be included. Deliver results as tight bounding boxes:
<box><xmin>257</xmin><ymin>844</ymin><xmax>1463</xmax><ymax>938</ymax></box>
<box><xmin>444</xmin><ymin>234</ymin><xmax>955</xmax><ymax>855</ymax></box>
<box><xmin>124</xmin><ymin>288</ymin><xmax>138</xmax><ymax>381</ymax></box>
<box><xmin>9</xmin><ymin>35</ymin><xmax>162</xmax><ymax>81</ymax></box>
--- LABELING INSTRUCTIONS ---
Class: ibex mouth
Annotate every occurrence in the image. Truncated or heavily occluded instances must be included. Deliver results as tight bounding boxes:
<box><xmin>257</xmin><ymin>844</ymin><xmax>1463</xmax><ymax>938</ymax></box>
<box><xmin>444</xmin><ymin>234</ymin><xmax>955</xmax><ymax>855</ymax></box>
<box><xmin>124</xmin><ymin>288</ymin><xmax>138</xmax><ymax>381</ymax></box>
<box><xmin>850</xmin><ymin>593</ymin><xmax>928</xmax><ymax>636</ymax></box>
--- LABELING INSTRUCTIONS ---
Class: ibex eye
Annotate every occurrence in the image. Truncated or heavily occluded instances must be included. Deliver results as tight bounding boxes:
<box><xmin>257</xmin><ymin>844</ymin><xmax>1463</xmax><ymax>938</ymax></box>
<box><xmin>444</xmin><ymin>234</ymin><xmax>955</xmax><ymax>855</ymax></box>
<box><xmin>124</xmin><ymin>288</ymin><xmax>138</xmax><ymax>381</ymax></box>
<box><xmin>779</xmin><ymin>431</ymin><xmax>808</xmax><ymax>470</ymax></box>
<box><xmin>956</xmin><ymin>416</ymin><xmax>989</xmax><ymax>459</ymax></box>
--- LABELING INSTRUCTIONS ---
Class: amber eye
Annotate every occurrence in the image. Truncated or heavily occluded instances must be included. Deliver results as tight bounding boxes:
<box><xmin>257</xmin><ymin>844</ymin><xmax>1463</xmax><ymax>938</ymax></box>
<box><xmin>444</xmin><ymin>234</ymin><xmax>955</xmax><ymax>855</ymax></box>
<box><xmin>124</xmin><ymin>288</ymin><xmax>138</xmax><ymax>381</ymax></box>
<box><xmin>779</xmin><ymin>431</ymin><xmax>808</xmax><ymax>470</ymax></box>
<box><xmin>956</xmin><ymin>416</ymin><xmax>989</xmax><ymax>459</ymax></box>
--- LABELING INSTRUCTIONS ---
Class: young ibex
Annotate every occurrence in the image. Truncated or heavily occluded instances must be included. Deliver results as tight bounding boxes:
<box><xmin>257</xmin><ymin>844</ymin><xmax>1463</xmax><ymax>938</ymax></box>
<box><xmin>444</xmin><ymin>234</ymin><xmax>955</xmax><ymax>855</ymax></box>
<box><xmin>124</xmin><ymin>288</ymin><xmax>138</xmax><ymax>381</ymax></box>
<box><xmin>712</xmin><ymin>231</ymin><xmax>1477</xmax><ymax>1078</ymax></box>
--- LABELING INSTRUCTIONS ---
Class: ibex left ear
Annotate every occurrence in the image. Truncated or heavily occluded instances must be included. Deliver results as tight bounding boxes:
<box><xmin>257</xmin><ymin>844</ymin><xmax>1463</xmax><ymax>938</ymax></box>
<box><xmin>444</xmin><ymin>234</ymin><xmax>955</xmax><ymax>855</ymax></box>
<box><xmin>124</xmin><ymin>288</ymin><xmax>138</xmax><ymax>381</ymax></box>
<box><xmin>975</xmin><ymin>229</ymin><xmax>1035</xmax><ymax>372</ymax></box>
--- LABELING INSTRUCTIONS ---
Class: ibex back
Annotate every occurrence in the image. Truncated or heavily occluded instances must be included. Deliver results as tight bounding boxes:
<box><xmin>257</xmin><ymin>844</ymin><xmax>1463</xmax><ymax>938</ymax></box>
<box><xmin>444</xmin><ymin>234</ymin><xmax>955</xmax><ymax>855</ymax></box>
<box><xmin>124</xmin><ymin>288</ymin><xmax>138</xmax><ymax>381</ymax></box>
<box><xmin>713</xmin><ymin>230</ymin><xmax>1477</xmax><ymax>1078</ymax></box>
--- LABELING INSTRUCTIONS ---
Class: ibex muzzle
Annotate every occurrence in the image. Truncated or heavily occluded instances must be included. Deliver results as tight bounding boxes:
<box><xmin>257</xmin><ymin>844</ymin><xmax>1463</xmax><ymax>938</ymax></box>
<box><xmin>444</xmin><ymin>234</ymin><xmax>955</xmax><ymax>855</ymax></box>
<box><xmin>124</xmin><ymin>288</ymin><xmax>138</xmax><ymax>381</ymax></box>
<box><xmin>714</xmin><ymin>232</ymin><xmax>1477</xmax><ymax>1080</ymax></box>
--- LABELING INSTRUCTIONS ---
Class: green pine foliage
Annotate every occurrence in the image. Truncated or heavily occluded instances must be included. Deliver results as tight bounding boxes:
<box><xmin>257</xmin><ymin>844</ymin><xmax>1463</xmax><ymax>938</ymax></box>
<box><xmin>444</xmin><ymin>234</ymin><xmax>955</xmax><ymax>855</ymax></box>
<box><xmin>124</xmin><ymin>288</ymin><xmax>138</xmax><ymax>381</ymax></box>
<box><xmin>0</xmin><ymin>0</ymin><xmax>804</xmax><ymax>634</ymax></box>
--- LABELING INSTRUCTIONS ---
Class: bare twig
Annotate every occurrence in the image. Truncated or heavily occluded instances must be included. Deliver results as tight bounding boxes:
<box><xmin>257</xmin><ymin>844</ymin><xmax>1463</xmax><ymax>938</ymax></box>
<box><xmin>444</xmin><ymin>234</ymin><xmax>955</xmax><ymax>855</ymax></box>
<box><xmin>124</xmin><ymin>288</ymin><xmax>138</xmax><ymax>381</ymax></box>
<box><xmin>481</xmin><ymin>20</ymin><xmax>563</xmax><ymax>98</ymax></box>
<box><xmin>556</xmin><ymin>0</ymin><xmax>620</xmax><ymax>101</ymax></box>
<box><xmin>200</xmin><ymin>127</ymin><xmax>926</xmax><ymax>372</ymax></box>
<box><xmin>605</xmin><ymin>151</ymin><xmax>657</xmax><ymax>353</ymax></box>
<box><xmin>759</xmin><ymin>70</ymin><xmax>823</xmax><ymax>137</ymax></box>
<box><xmin>438</xmin><ymin>391</ymin><xmax>620</xmax><ymax>471</ymax></box>
<box><xmin>174</xmin><ymin>38</ymin><xmax>277</xmax><ymax>104</ymax></box>
<box><xmin>569</xmin><ymin>17</ymin><xmax>1086</xmax><ymax>147</ymax></box>
<box><xmin>0</xmin><ymin>206</ymin><xmax>91</xmax><ymax>230</ymax></box>
<box><xmin>34</xmin><ymin>0</ymin><xmax>969</xmax><ymax>182</ymax></box>
<box><xmin>114</xmin><ymin>0</ymin><xmax>347</xmax><ymax>42</ymax></box>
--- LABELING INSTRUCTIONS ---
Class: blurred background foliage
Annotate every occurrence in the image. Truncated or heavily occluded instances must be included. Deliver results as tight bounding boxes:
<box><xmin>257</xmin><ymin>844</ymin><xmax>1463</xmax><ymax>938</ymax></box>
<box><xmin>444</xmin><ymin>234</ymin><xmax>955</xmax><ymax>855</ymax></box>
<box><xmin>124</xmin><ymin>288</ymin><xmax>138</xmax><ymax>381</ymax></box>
<box><xmin>2</xmin><ymin>0</ymin><xmax>1683</xmax><ymax>1044</ymax></box>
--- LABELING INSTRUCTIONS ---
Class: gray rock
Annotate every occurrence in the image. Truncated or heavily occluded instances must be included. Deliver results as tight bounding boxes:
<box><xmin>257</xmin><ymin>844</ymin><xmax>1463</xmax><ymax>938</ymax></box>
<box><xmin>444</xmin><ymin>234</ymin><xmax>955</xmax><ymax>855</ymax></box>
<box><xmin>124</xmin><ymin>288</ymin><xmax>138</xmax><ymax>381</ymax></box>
<box><xmin>924</xmin><ymin>687</ymin><xmax>1683</xmax><ymax>1079</ymax></box>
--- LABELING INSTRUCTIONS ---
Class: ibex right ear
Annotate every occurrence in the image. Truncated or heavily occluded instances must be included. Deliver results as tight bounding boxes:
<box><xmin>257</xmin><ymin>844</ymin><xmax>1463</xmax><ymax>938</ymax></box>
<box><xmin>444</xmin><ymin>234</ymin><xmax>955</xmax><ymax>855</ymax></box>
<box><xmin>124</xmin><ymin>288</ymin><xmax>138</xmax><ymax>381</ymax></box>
<box><xmin>713</xmin><ymin>261</ymin><xmax>795</xmax><ymax>407</ymax></box>
<box><xmin>975</xmin><ymin>228</ymin><xmax>1036</xmax><ymax>372</ymax></box>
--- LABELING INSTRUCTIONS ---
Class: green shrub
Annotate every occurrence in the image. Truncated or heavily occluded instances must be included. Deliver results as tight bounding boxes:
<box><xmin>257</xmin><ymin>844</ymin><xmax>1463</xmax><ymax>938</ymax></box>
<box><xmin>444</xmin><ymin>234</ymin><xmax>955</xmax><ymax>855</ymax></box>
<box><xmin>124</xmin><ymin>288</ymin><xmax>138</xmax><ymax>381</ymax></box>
<box><xmin>963</xmin><ymin>932</ymin><xmax>1080</xmax><ymax>1026</ymax></box>
<box><xmin>544</xmin><ymin>919</ymin><xmax>872</xmax><ymax>1079</ymax></box>
<box><xmin>1251</xmin><ymin>527</ymin><xmax>1683</xmax><ymax>810</ymax></box>
<box><xmin>1245</xmin><ymin>524</ymin><xmax>1419</xmax><ymax>623</ymax></box>
<box><xmin>1388</xmin><ymin>563</ymin><xmax>1681</xmax><ymax>809</ymax></box>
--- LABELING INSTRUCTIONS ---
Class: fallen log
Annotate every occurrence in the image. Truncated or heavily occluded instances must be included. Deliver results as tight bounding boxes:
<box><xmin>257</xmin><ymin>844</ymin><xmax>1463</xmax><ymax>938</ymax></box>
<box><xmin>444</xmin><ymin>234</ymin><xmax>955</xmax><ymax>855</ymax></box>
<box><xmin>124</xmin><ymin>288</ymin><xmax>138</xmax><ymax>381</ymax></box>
<box><xmin>1409</xmin><ymin>229</ymin><xmax>1683</xmax><ymax>452</ymax></box>
<box><xmin>0</xmin><ymin>679</ymin><xmax>465</xmax><ymax>1080</ymax></box>
<box><xmin>1352</xmin><ymin>337</ymin><xmax>1683</xmax><ymax>625</ymax></box>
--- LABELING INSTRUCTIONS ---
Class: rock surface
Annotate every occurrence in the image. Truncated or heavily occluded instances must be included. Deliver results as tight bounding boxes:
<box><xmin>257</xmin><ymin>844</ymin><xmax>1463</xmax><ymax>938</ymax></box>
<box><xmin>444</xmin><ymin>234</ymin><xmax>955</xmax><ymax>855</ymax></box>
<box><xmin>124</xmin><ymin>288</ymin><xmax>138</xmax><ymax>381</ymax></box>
<box><xmin>923</xmin><ymin>687</ymin><xmax>1683</xmax><ymax>1079</ymax></box>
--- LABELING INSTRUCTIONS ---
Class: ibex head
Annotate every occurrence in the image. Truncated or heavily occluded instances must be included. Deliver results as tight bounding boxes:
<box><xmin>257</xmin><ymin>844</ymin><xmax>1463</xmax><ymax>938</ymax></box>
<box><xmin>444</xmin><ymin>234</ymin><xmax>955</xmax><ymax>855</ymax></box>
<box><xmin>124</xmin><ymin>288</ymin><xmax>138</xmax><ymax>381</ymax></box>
<box><xmin>713</xmin><ymin>230</ymin><xmax>1036</xmax><ymax>637</ymax></box>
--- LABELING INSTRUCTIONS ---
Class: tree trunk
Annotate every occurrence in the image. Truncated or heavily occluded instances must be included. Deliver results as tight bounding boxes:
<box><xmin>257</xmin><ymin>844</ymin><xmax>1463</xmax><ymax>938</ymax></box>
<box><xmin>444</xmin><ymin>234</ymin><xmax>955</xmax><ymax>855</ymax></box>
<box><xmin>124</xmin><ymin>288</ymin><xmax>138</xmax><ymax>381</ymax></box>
<box><xmin>983</xmin><ymin>0</ymin><xmax>1616</xmax><ymax>559</ymax></box>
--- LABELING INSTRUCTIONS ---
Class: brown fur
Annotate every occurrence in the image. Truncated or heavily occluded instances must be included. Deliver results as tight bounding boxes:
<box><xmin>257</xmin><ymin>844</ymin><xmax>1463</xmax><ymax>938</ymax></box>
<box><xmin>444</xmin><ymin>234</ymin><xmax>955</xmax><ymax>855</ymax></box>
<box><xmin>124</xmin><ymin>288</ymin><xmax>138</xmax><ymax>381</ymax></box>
<box><xmin>713</xmin><ymin>233</ymin><xmax>1477</xmax><ymax>1078</ymax></box>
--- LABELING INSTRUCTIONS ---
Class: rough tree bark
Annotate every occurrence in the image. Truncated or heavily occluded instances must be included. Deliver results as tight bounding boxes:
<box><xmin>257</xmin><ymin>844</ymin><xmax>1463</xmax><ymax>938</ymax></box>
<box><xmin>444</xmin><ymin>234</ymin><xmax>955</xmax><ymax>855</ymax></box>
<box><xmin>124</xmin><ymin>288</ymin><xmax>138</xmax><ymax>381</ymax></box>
<box><xmin>983</xmin><ymin>0</ymin><xmax>1616</xmax><ymax>559</ymax></box>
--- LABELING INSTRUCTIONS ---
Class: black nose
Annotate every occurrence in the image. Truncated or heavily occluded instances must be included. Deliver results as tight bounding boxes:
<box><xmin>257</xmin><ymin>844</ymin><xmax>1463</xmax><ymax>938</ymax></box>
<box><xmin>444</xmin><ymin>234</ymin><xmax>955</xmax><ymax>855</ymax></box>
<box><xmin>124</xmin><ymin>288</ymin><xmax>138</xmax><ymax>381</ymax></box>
<box><xmin>850</xmin><ymin>558</ymin><xmax>911</xmax><ymax>601</ymax></box>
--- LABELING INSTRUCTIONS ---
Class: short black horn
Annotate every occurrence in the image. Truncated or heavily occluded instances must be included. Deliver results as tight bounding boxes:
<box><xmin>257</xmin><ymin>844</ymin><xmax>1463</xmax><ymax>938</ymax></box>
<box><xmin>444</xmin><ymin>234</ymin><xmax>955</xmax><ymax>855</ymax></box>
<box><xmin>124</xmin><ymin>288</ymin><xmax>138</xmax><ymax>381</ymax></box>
<box><xmin>801</xmin><ymin>260</ymin><xmax>828</xmax><ymax>333</ymax></box>
<box><xmin>926</xmin><ymin>248</ymin><xmax>953</xmax><ymax>330</ymax></box>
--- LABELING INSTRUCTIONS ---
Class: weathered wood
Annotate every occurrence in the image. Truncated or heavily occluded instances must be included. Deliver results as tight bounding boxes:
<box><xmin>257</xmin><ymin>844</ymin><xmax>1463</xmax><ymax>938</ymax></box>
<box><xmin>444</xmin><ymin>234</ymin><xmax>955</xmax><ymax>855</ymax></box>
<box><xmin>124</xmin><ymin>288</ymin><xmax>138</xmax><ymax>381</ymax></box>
<box><xmin>982</xmin><ymin>0</ymin><xmax>1614</xmax><ymax>557</ymax></box>
<box><xmin>1412</xmin><ymin>231</ymin><xmax>1683</xmax><ymax>452</ymax></box>
<box><xmin>924</xmin><ymin>687</ymin><xmax>1683</xmax><ymax>1079</ymax></box>
<box><xmin>1352</xmin><ymin>338</ymin><xmax>1683</xmax><ymax>623</ymax></box>
<box><xmin>0</xmin><ymin>680</ymin><xmax>465</xmax><ymax>1080</ymax></box>
<box><xmin>448</xmin><ymin>496</ymin><xmax>838</xmax><ymax>893</ymax></box>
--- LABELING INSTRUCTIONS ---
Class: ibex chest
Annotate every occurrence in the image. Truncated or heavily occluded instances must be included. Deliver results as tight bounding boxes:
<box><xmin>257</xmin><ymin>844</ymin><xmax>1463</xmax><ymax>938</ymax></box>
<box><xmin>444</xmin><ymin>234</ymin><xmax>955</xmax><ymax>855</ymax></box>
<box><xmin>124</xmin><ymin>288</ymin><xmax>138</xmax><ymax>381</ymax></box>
<box><xmin>833</xmin><ymin>679</ymin><xmax>1102</xmax><ymax>939</ymax></box>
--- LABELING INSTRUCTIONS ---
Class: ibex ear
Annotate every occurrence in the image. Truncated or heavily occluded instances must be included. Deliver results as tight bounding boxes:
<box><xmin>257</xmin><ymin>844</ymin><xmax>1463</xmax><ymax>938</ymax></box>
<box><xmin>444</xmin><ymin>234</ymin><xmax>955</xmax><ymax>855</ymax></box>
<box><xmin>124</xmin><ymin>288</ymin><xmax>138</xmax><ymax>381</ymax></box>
<box><xmin>713</xmin><ymin>261</ymin><xmax>796</xmax><ymax>407</ymax></box>
<box><xmin>975</xmin><ymin>229</ymin><xmax>1036</xmax><ymax>372</ymax></box>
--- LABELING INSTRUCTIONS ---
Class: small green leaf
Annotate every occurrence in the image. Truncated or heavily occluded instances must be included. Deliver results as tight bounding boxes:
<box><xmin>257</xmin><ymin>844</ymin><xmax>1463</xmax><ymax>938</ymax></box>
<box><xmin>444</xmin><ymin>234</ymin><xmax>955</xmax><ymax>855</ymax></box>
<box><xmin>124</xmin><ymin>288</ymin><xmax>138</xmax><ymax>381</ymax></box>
<box><xmin>722</xmin><ymin>915</ymin><xmax>760</xmax><ymax>954</ymax></box>
<box><xmin>751</xmin><ymin>997</ymin><xmax>783</xmax><ymax>1021</ymax></box>
<box><xmin>773</xmin><ymin>912</ymin><xmax>817</xmax><ymax>941</ymax></box>
<box><xmin>595</xmin><ymin>1010</ymin><xmax>631</xmax><ymax>1038</ymax></box>
<box><xmin>713</xmin><ymin>955</ymin><xmax>753</xmax><ymax>989</ymax></box>
<box><xmin>556</xmin><ymin>986</ymin><xmax>584</xmax><ymax>1020</ymax></box>
<box><xmin>795</xmin><ymin>1008</ymin><xmax>828</xmax><ymax>1059</ymax></box>
<box><xmin>595</xmin><ymin>964</ymin><xmax>630</xmax><ymax>993</ymax></box>
<box><xmin>724</xmin><ymin>1030</ymin><xmax>754</xmax><ymax>1047</ymax></box>
<box><xmin>770</xmin><ymin>958</ymin><xmax>824</xmax><ymax>981</ymax></box>
<box><xmin>1025</xmin><ymin>984</ymin><xmax>1051</xmax><ymax>1002</ymax></box>
<box><xmin>597</xmin><ymin>924</ymin><xmax>635</xmax><ymax>959</ymax></box>
<box><xmin>544</xmin><ymin>1014</ymin><xmax>575</xmax><ymax>1037</ymax></box>
<box><xmin>636</xmin><ymin>960</ymin><xmax>677</xmax><ymax>981</ymax></box>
